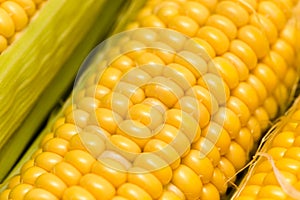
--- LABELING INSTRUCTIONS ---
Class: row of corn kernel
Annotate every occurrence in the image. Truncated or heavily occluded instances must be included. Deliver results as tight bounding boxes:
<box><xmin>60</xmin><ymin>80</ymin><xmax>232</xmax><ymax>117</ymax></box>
<box><xmin>232</xmin><ymin>95</ymin><xmax>300</xmax><ymax>200</ymax></box>
<box><xmin>1</xmin><ymin>0</ymin><xmax>300</xmax><ymax>199</ymax></box>
<box><xmin>0</xmin><ymin>0</ymin><xmax>46</xmax><ymax>53</ymax></box>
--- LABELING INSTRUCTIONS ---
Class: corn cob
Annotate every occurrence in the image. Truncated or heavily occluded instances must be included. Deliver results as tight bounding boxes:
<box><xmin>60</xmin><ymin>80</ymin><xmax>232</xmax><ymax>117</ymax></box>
<box><xmin>232</xmin><ymin>96</ymin><xmax>300</xmax><ymax>200</ymax></box>
<box><xmin>1</xmin><ymin>0</ymin><xmax>300</xmax><ymax>199</ymax></box>
<box><xmin>0</xmin><ymin>0</ymin><xmax>132</xmax><ymax>182</ymax></box>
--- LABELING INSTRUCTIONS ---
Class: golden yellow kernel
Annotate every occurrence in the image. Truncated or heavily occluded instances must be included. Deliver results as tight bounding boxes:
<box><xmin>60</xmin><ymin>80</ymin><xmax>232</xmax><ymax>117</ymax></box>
<box><xmin>144</xmin><ymin>139</ymin><xmax>181</xmax><ymax>169</ymax></box>
<box><xmin>202</xmin><ymin>122</ymin><xmax>231</xmax><ymax>155</ymax></box>
<box><xmin>181</xmin><ymin>1</ymin><xmax>210</xmax><ymax>25</ymax></box>
<box><xmin>137</xmin><ymin>7</ymin><xmax>152</xmax><ymax>22</ymax></box>
<box><xmin>64</xmin><ymin>150</ymin><xmax>96</xmax><ymax>174</ymax></box>
<box><xmin>267</xmin><ymin>147</ymin><xmax>287</xmax><ymax>160</ymax></box>
<box><xmin>198</xmin><ymin>73</ymin><xmax>230</xmax><ymax>105</ymax></box>
<box><xmin>117</xmin><ymin>183</ymin><xmax>152</xmax><ymax>200</ymax></box>
<box><xmin>150</xmin><ymin>41</ymin><xmax>175</xmax><ymax>64</ymax></box>
<box><xmin>263</xmin><ymin>51</ymin><xmax>288</xmax><ymax>81</ymax></box>
<box><xmin>0</xmin><ymin>189</ymin><xmax>10</xmax><ymax>200</ymax></box>
<box><xmin>11</xmin><ymin>0</ymin><xmax>36</xmax><ymax>16</ymax></box>
<box><xmin>239</xmin><ymin>185</ymin><xmax>260</xmax><ymax>197</ymax></box>
<box><xmin>92</xmin><ymin>158</ymin><xmax>127</xmax><ymax>188</ymax></box>
<box><xmin>62</xmin><ymin>186</ymin><xmax>96</xmax><ymax>200</ymax></box>
<box><xmin>127</xmin><ymin>103</ymin><xmax>163</xmax><ymax>130</ymax></box>
<box><xmin>145</xmin><ymin>76</ymin><xmax>184</xmax><ymax>108</ymax></box>
<box><xmin>234</xmin><ymin>128</ymin><xmax>254</xmax><ymax>152</ymax></box>
<box><xmin>208</xmin><ymin>56</ymin><xmax>239</xmax><ymax>89</ymax></box>
<box><xmin>174</xmin><ymin>51</ymin><xmax>208</xmax><ymax>78</ymax></box>
<box><xmin>92</xmin><ymin>108</ymin><xmax>122</xmax><ymax>134</ymax></box>
<box><xmin>174</xmin><ymin>96</ymin><xmax>210</xmax><ymax>128</ymax></box>
<box><xmin>20</xmin><ymin>159</ymin><xmax>34</xmax><ymax>174</ymax></box>
<box><xmin>201</xmin><ymin>183</ymin><xmax>220</xmax><ymax>200</ymax></box>
<box><xmin>142</xmin><ymin>97</ymin><xmax>168</xmax><ymax>114</ymax></box>
<box><xmin>165</xmin><ymin>183</ymin><xmax>185</xmax><ymax>200</ymax></box>
<box><xmin>258</xmin><ymin>1</ymin><xmax>287</xmax><ymax>30</ymax></box>
<box><xmin>133</xmin><ymin>153</ymin><xmax>173</xmax><ymax>185</ymax></box>
<box><xmin>211</xmin><ymin>168</ymin><xmax>228</xmax><ymax>194</ymax></box>
<box><xmin>263</xmin><ymin>171</ymin><xmax>297</xmax><ymax>186</ymax></box>
<box><xmin>216</xmin><ymin>1</ymin><xmax>249</xmax><ymax>27</ymax></box>
<box><xmin>206</xmin><ymin>14</ymin><xmax>237</xmax><ymax>40</ymax></box>
<box><xmin>229</xmin><ymin>39</ymin><xmax>257</xmax><ymax>70</ymax></box>
<box><xmin>183</xmin><ymin>37</ymin><xmax>216</xmax><ymax>60</ymax></box>
<box><xmin>196</xmin><ymin>0</ymin><xmax>217</xmax><ymax>11</ymax></box>
<box><xmin>164</xmin><ymin>108</ymin><xmax>201</xmax><ymax>143</ymax></box>
<box><xmin>42</xmin><ymin>137</ymin><xmax>68</xmax><ymax>156</ymax></box>
<box><xmin>238</xmin><ymin>25</ymin><xmax>269</xmax><ymax>59</ymax></box>
<box><xmin>158</xmin><ymin>190</ymin><xmax>182</xmax><ymax>200</ymax></box>
<box><xmin>35</xmin><ymin>152</ymin><xmax>63</xmax><ymax>172</ymax></box>
<box><xmin>186</xmin><ymin>85</ymin><xmax>219</xmax><ymax>115</ymax></box>
<box><xmin>154</xmin><ymin>124</ymin><xmax>191</xmax><ymax>158</ymax></box>
<box><xmin>155</xmin><ymin>1</ymin><xmax>179</xmax><ymax>24</ymax></box>
<box><xmin>8</xmin><ymin>175</ymin><xmax>20</xmax><ymax>189</ymax></box>
<box><xmin>192</xmin><ymin>137</ymin><xmax>221</xmax><ymax>167</ymax></box>
<box><xmin>225</xmin><ymin>141</ymin><xmax>247</xmax><ymax>170</ymax></box>
<box><xmin>253</xmin><ymin>107</ymin><xmax>270</xmax><ymax>131</ymax></box>
<box><xmin>140</xmin><ymin>14</ymin><xmax>166</xmax><ymax>28</ymax></box>
<box><xmin>114</xmin><ymin>81</ymin><xmax>145</xmax><ymax>104</ymax></box>
<box><xmin>131</xmin><ymin>28</ymin><xmax>157</xmax><ymax>45</ymax></box>
<box><xmin>253</xmin><ymin>63</ymin><xmax>279</xmax><ymax>93</ymax></box>
<box><xmin>226</xmin><ymin>96</ymin><xmax>251</xmax><ymax>126</ymax></box>
<box><xmin>247</xmin><ymin>172</ymin><xmax>267</xmax><ymax>185</ymax></box>
<box><xmin>257</xmin><ymin>185</ymin><xmax>287</xmax><ymax>199</ymax></box>
<box><xmin>213</xmin><ymin>107</ymin><xmax>241</xmax><ymax>139</ymax></box>
<box><xmin>163</xmin><ymin>63</ymin><xmax>196</xmax><ymax>91</ymax></box>
<box><xmin>35</xmin><ymin>173</ymin><xmax>67</xmax><ymax>198</ymax></box>
<box><xmin>263</xmin><ymin>97</ymin><xmax>279</xmax><ymax>120</ymax></box>
<box><xmin>273</xmin><ymin>83</ymin><xmax>289</xmax><ymax>110</ymax></box>
<box><xmin>127</xmin><ymin>167</ymin><xmax>163</xmax><ymax>199</ymax></box>
<box><xmin>110</xmin><ymin>55</ymin><xmax>134</xmax><ymax>72</ymax></box>
<box><xmin>117</xmin><ymin>120</ymin><xmax>152</xmax><ymax>148</ymax></box>
<box><xmin>1</xmin><ymin>1</ymin><xmax>28</xmax><ymax>31</ymax></box>
<box><xmin>168</xmin><ymin>15</ymin><xmax>199</xmax><ymax>37</ymax></box>
<box><xmin>232</xmin><ymin>82</ymin><xmax>259</xmax><ymax>113</ymax></box>
<box><xmin>283</xmin><ymin>67</ymin><xmax>298</xmax><ymax>89</ymax></box>
<box><xmin>272</xmin><ymin>39</ymin><xmax>295</xmax><ymax>67</ymax></box>
<box><xmin>0</xmin><ymin>7</ymin><xmax>15</xmax><ymax>37</ymax></box>
<box><xmin>80</xmin><ymin>173</ymin><xmax>115</xmax><ymax>200</ymax></box>
<box><xmin>182</xmin><ymin>149</ymin><xmax>214</xmax><ymax>184</ymax></box>
<box><xmin>218</xmin><ymin>157</ymin><xmax>236</xmax><ymax>182</ymax></box>
<box><xmin>172</xmin><ymin>164</ymin><xmax>203</xmax><ymax>200</ymax></box>
<box><xmin>110</xmin><ymin>134</ymin><xmax>141</xmax><ymax>154</ymax></box>
<box><xmin>54</xmin><ymin>123</ymin><xmax>78</xmax><ymax>141</ymax></box>
<box><xmin>276</xmin><ymin>158</ymin><xmax>300</xmax><ymax>175</ymax></box>
<box><xmin>222</xmin><ymin>52</ymin><xmax>249</xmax><ymax>81</ymax></box>
<box><xmin>197</xmin><ymin>26</ymin><xmax>230</xmax><ymax>55</ymax></box>
<box><xmin>272</xmin><ymin>131</ymin><xmax>295</xmax><ymax>148</ymax></box>
<box><xmin>69</xmin><ymin>134</ymin><xmax>87</xmax><ymax>151</ymax></box>
<box><xmin>247</xmin><ymin>116</ymin><xmax>261</xmax><ymax>142</ymax></box>
<box><xmin>52</xmin><ymin>161</ymin><xmax>82</xmax><ymax>186</ymax></box>
<box><xmin>247</xmin><ymin>74</ymin><xmax>267</xmax><ymax>103</ymax></box>
<box><xmin>24</xmin><ymin>188</ymin><xmax>59</xmax><ymax>200</ymax></box>
<box><xmin>122</xmin><ymin>41</ymin><xmax>146</xmax><ymax>59</ymax></box>
<box><xmin>100</xmin><ymin>92</ymin><xmax>133</xmax><ymax>118</ymax></box>
<box><xmin>250</xmin><ymin>13</ymin><xmax>278</xmax><ymax>44</ymax></box>
<box><xmin>9</xmin><ymin>184</ymin><xmax>33</xmax><ymax>200</ymax></box>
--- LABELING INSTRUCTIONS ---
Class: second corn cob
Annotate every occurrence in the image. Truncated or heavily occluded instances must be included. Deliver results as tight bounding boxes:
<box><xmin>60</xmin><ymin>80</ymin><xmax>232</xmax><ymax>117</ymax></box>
<box><xmin>1</xmin><ymin>0</ymin><xmax>300</xmax><ymax>199</ymax></box>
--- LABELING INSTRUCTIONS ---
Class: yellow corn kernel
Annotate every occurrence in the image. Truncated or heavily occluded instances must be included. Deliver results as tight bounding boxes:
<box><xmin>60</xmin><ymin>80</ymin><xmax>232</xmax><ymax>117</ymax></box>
<box><xmin>24</xmin><ymin>188</ymin><xmax>58</xmax><ymax>200</ymax></box>
<box><xmin>1</xmin><ymin>1</ymin><xmax>28</xmax><ymax>31</ymax></box>
<box><xmin>62</xmin><ymin>186</ymin><xmax>96</xmax><ymax>200</ymax></box>
<box><xmin>80</xmin><ymin>173</ymin><xmax>116</xmax><ymax>200</ymax></box>
<box><xmin>197</xmin><ymin>26</ymin><xmax>230</xmax><ymax>55</ymax></box>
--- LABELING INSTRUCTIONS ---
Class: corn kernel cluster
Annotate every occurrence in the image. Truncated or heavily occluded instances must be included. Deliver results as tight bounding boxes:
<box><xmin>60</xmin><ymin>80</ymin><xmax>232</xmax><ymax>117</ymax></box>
<box><xmin>1</xmin><ymin>0</ymin><xmax>300</xmax><ymax>199</ymax></box>
<box><xmin>0</xmin><ymin>0</ymin><xmax>46</xmax><ymax>53</ymax></box>
<box><xmin>232</xmin><ymin>98</ymin><xmax>300</xmax><ymax>200</ymax></box>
